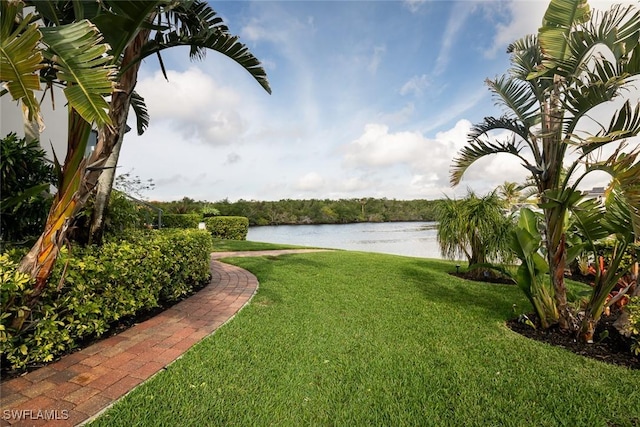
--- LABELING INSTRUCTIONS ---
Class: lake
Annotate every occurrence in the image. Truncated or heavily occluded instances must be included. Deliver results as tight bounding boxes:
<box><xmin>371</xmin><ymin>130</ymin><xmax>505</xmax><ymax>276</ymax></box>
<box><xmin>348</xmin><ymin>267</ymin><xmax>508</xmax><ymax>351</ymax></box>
<box><xmin>247</xmin><ymin>221</ymin><xmax>444</xmax><ymax>259</ymax></box>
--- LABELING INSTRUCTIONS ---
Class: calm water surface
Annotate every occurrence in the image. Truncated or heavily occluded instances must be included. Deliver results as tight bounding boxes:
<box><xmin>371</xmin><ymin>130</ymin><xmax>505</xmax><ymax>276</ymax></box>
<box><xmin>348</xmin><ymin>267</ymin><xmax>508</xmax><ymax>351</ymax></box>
<box><xmin>247</xmin><ymin>221</ymin><xmax>443</xmax><ymax>259</ymax></box>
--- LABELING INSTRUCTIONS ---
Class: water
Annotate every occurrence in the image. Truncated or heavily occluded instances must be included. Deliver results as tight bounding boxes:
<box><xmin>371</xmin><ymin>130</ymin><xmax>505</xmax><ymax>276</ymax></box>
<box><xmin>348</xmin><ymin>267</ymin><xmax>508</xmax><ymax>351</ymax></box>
<box><xmin>247</xmin><ymin>221</ymin><xmax>443</xmax><ymax>259</ymax></box>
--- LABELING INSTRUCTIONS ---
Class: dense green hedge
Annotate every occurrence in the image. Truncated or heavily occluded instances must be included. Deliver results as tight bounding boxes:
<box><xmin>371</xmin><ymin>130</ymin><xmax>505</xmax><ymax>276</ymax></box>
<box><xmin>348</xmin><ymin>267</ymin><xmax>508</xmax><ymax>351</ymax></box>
<box><xmin>162</xmin><ymin>213</ymin><xmax>201</xmax><ymax>229</ymax></box>
<box><xmin>204</xmin><ymin>216</ymin><xmax>249</xmax><ymax>240</ymax></box>
<box><xmin>0</xmin><ymin>229</ymin><xmax>213</xmax><ymax>370</ymax></box>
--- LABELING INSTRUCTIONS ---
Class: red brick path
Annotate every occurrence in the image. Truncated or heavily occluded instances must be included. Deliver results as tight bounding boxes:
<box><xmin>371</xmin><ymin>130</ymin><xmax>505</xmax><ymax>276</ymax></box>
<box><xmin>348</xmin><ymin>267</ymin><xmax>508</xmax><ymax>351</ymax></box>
<box><xmin>0</xmin><ymin>250</ymin><xmax>327</xmax><ymax>426</ymax></box>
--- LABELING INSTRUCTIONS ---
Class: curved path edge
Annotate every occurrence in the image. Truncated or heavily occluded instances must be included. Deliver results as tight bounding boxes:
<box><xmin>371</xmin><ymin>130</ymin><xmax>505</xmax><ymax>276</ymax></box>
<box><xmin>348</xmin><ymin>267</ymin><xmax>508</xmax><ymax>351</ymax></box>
<box><xmin>0</xmin><ymin>249</ymin><xmax>329</xmax><ymax>427</ymax></box>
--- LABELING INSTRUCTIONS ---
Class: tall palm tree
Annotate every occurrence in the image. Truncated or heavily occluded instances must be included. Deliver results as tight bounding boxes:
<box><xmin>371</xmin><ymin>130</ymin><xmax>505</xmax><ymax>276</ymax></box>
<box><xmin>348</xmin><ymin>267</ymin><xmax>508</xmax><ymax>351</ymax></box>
<box><xmin>87</xmin><ymin>0</ymin><xmax>272</xmax><ymax>243</ymax></box>
<box><xmin>451</xmin><ymin>0</ymin><xmax>640</xmax><ymax>331</ymax></box>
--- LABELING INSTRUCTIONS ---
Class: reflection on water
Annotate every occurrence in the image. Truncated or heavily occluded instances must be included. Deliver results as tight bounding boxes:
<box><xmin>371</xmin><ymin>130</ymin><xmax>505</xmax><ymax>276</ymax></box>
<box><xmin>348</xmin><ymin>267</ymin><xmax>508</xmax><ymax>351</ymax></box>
<box><xmin>247</xmin><ymin>221</ymin><xmax>443</xmax><ymax>259</ymax></box>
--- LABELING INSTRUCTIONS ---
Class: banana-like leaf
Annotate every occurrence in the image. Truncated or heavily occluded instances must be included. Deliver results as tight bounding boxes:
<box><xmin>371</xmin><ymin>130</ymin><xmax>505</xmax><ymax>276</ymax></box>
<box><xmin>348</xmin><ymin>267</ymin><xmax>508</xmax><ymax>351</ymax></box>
<box><xmin>0</xmin><ymin>2</ymin><xmax>44</xmax><ymax>127</ymax></box>
<box><xmin>586</xmin><ymin>101</ymin><xmax>640</xmax><ymax>146</ymax></box>
<box><xmin>130</xmin><ymin>91</ymin><xmax>149</xmax><ymax>135</ymax></box>
<box><xmin>41</xmin><ymin>20</ymin><xmax>116</xmax><ymax>126</ymax></box>
<box><xmin>534</xmin><ymin>0</ymin><xmax>591</xmax><ymax>77</ymax></box>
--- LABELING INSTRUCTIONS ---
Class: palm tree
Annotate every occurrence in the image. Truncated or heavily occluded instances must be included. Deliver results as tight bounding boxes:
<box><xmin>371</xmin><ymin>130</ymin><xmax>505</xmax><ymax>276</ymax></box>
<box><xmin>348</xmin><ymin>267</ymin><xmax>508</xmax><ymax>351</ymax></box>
<box><xmin>451</xmin><ymin>0</ymin><xmax>640</xmax><ymax>331</ymax></box>
<box><xmin>497</xmin><ymin>181</ymin><xmax>521</xmax><ymax>212</ymax></box>
<box><xmin>1</xmin><ymin>1</ymin><xmax>270</xmax><ymax>317</ymax></box>
<box><xmin>87</xmin><ymin>0</ymin><xmax>271</xmax><ymax>243</ymax></box>
<box><xmin>436</xmin><ymin>190</ymin><xmax>514</xmax><ymax>279</ymax></box>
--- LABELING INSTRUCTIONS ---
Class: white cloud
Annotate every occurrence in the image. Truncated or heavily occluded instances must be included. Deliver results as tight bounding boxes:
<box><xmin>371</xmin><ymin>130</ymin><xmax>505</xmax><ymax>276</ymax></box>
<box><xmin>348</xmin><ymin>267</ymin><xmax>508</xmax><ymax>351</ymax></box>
<box><xmin>368</xmin><ymin>45</ymin><xmax>386</xmax><ymax>74</ymax></box>
<box><xmin>295</xmin><ymin>172</ymin><xmax>325</xmax><ymax>191</ymax></box>
<box><xmin>434</xmin><ymin>2</ymin><xmax>476</xmax><ymax>75</ymax></box>
<box><xmin>135</xmin><ymin>68</ymin><xmax>246</xmax><ymax>146</ymax></box>
<box><xmin>403</xmin><ymin>0</ymin><xmax>427</xmax><ymax>14</ymax></box>
<box><xmin>400</xmin><ymin>75</ymin><xmax>430</xmax><ymax>97</ymax></box>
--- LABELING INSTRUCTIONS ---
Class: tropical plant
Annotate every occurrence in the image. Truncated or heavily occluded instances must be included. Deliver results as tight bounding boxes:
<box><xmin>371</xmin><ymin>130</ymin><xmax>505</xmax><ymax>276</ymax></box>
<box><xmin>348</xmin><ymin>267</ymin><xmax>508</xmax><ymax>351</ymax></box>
<box><xmin>570</xmin><ymin>188</ymin><xmax>638</xmax><ymax>342</ymax></box>
<box><xmin>450</xmin><ymin>0</ymin><xmax>640</xmax><ymax>333</ymax></box>
<box><xmin>504</xmin><ymin>208</ymin><xmax>559</xmax><ymax>329</ymax></box>
<box><xmin>1</xmin><ymin>1</ymin><xmax>116</xmax><ymax>316</ymax></box>
<box><xmin>85</xmin><ymin>0</ymin><xmax>272</xmax><ymax>244</ymax></box>
<box><xmin>0</xmin><ymin>133</ymin><xmax>55</xmax><ymax>245</ymax></box>
<box><xmin>1</xmin><ymin>1</ymin><xmax>270</xmax><ymax>323</ymax></box>
<box><xmin>436</xmin><ymin>190</ymin><xmax>514</xmax><ymax>278</ymax></box>
<box><xmin>497</xmin><ymin>181</ymin><xmax>522</xmax><ymax>212</ymax></box>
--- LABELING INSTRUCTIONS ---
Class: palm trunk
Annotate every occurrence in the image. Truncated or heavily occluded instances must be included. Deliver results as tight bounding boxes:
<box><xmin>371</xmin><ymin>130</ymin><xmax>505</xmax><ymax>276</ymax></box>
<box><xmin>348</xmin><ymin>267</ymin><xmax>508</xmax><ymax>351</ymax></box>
<box><xmin>17</xmin><ymin>110</ymin><xmax>92</xmax><ymax>319</ymax></box>
<box><xmin>15</xmin><ymin>30</ymin><xmax>149</xmax><ymax>323</ymax></box>
<box><xmin>539</xmin><ymin>74</ymin><xmax>572</xmax><ymax>331</ymax></box>
<box><xmin>88</xmin><ymin>29</ymin><xmax>150</xmax><ymax>244</ymax></box>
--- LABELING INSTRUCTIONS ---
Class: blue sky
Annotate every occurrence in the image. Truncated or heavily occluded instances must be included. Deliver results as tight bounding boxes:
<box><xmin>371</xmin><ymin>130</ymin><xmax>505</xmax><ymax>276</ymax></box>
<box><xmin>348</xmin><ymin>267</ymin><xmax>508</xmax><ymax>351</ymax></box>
<box><xmin>38</xmin><ymin>0</ymin><xmax>640</xmax><ymax>202</ymax></box>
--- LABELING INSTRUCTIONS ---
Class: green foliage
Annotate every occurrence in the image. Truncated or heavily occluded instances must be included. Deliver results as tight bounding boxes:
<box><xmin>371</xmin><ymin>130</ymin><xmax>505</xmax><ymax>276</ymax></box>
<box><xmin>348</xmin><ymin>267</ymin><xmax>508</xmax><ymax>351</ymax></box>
<box><xmin>0</xmin><ymin>229</ymin><xmax>212</xmax><ymax>370</ymax></box>
<box><xmin>153</xmin><ymin>198</ymin><xmax>441</xmax><ymax>225</ymax></box>
<box><xmin>0</xmin><ymin>133</ymin><xmax>54</xmax><ymax>244</ymax></box>
<box><xmin>162</xmin><ymin>213</ymin><xmax>201</xmax><ymax>229</ymax></box>
<box><xmin>505</xmin><ymin>208</ymin><xmax>558</xmax><ymax>329</ymax></box>
<box><xmin>436</xmin><ymin>191</ymin><xmax>514</xmax><ymax>272</ymax></box>
<box><xmin>204</xmin><ymin>216</ymin><xmax>249</xmax><ymax>240</ymax></box>
<box><xmin>627</xmin><ymin>297</ymin><xmax>640</xmax><ymax>356</ymax></box>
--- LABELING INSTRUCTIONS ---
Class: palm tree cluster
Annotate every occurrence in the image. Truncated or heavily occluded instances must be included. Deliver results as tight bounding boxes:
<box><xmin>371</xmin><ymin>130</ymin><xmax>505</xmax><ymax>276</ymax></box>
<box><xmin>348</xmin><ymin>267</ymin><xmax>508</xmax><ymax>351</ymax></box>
<box><xmin>451</xmin><ymin>0</ymin><xmax>640</xmax><ymax>341</ymax></box>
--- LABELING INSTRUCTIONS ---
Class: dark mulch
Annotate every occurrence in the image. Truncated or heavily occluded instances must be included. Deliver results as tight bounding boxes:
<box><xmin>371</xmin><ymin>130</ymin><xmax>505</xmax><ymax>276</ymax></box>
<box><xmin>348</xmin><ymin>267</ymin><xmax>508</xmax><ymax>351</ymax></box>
<box><xmin>449</xmin><ymin>271</ymin><xmax>515</xmax><ymax>285</ymax></box>
<box><xmin>451</xmin><ymin>269</ymin><xmax>639</xmax><ymax>369</ymax></box>
<box><xmin>507</xmin><ymin>311</ymin><xmax>639</xmax><ymax>370</ymax></box>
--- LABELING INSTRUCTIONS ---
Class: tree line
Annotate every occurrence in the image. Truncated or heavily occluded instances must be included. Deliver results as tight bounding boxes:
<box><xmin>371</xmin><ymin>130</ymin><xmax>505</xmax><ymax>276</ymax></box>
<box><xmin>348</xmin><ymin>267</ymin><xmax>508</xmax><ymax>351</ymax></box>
<box><xmin>151</xmin><ymin>197</ymin><xmax>441</xmax><ymax>226</ymax></box>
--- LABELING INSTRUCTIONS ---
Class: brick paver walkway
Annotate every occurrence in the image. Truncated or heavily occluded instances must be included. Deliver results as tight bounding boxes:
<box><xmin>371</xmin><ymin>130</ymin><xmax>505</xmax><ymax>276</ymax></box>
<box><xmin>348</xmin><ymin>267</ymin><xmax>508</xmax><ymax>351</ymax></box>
<box><xmin>1</xmin><ymin>250</ymin><xmax>327</xmax><ymax>426</ymax></box>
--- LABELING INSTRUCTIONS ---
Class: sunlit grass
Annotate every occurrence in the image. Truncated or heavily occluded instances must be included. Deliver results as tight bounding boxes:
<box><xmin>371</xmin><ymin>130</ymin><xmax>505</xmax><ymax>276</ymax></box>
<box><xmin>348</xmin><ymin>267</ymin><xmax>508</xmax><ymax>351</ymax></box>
<box><xmin>91</xmin><ymin>251</ymin><xmax>639</xmax><ymax>427</ymax></box>
<box><xmin>212</xmin><ymin>238</ymin><xmax>313</xmax><ymax>252</ymax></box>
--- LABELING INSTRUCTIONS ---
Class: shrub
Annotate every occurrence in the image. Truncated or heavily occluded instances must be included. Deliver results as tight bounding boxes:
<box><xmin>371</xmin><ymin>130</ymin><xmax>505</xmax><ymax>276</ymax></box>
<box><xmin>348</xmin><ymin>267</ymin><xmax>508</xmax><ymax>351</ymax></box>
<box><xmin>162</xmin><ymin>213</ymin><xmax>201</xmax><ymax>229</ymax></box>
<box><xmin>0</xmin><ymin>229</ymin><xmax>213</xmax><ymax>370</ymax></box>
<box><xmin>0</xmin><ymin>133</ymin><xmax>55</xmax><ymax>245</ymax></box>
<box><xmin>204</xmin><ymin>216</ymin><xmax>249</xmax><ymax>240</ymax></box>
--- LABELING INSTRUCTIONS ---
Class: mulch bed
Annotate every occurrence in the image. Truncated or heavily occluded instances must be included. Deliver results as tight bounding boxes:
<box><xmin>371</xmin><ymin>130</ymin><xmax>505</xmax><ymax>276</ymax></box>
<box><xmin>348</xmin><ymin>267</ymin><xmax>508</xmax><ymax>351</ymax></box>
<box><xmin>451</xmin><ymin>270</ymin><xmax>639</xmax><ymax>369</ymax></box>
<box><xmin>507</xmin><ymin>311</ymin><xmax>639</xmax><ymax>370</ymax></box>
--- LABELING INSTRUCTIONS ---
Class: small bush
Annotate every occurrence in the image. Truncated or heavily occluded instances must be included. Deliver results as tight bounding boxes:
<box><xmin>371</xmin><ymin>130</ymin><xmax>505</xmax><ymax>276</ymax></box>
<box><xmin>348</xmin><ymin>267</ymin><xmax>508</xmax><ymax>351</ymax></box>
<box><xmin>204</xmin><ymin>216</ymin><xmax>249</xmax><ymax>240</ymax></box>
<box><xmin>0</xmin><ymin>229</ymin><xmax>213</xmax><ymax>370</ymax></box>
<box><xmin>1</xmin><ymin>133</ymin><xmax>55</xmax><ymax>244</ymax></box>
<box><xmin>162</xmin><ymin>213</ymin><xmax>201</xmax><ymax>229</ymax></box>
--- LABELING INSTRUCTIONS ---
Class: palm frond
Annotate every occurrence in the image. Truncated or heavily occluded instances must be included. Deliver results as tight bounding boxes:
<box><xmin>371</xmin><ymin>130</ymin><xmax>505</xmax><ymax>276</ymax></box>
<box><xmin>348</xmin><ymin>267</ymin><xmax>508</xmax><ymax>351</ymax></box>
<box><xmin>583</xmin><ymin>100</ymin><xmax>640</xmax><ymax>148</ymax></box>
<box><xmin>486</xmin><ymin>76</ymin><xmax>539</xmax><ymax>125</ymax></box>
<box><xmin>0</xmin><ymin>3</ymin><xmax>44</xmax><ymax>126</ymax></box>
<box><xmin>130</xmin><ymin>91</ymin><xmax>149</xmax><ymax>135</ymax></box>
<box><xmin>534</xmin><ymin>0</ymin><xmax>591</xmax><ymax>77</ymax></box>
<box><xmin>451</xmin><ymin>137</ymin><xmax>528</xmax><ymax>186</ymax></box>
<box><xmin>41</xmin><ymin>20</ymin><xmax>116</xmax><ymax>126</ymax></box>
<box><xmin>140</xmin><ymin>26</ymin><xmax>271</xmax><ymax>94</ymax></box>
<box><xmin>468</xmin><ymin>115</ymin><xmax>531</xmax><ymax>145</ymax></box>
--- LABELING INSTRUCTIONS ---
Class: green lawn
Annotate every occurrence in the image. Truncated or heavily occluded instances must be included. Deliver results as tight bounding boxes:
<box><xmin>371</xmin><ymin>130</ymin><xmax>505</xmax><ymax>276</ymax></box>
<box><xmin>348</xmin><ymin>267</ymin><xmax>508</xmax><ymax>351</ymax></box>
<box><xmin>212</xmin><ymin>238</ymin><xmax>315</xmax><ymax>252</ymax></box>
<box><xmin>91</xmin><ymin>249</ymin><xmax>640</xmax><ymax>426</ymax></box>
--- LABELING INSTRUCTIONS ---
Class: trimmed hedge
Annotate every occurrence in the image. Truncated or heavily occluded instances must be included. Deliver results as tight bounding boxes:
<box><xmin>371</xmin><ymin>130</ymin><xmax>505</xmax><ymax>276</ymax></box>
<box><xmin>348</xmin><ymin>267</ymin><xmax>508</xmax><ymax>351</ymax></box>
<box><xmin>162</xmin><ymin>213</ymin><xmax>201</xmax><ymax>229</ymax></box>
<box><xmin>204</xmin><ymin>216</ymin><xmax>249</xmax><ymax>240</ymax></box>
<box><xmin>0</xmin><ymin>229</ymin><xmax>213</xmax><ymax>370</ymax></box>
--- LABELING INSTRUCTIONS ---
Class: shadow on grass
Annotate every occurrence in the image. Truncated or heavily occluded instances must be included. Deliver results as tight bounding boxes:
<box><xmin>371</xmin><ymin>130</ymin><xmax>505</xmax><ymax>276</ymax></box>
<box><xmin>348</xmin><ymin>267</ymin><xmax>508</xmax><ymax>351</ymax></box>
<box><xmin>400</xmin><ymin>259</ymin><xmax>527</xmax><ymax>322</ymax></box>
